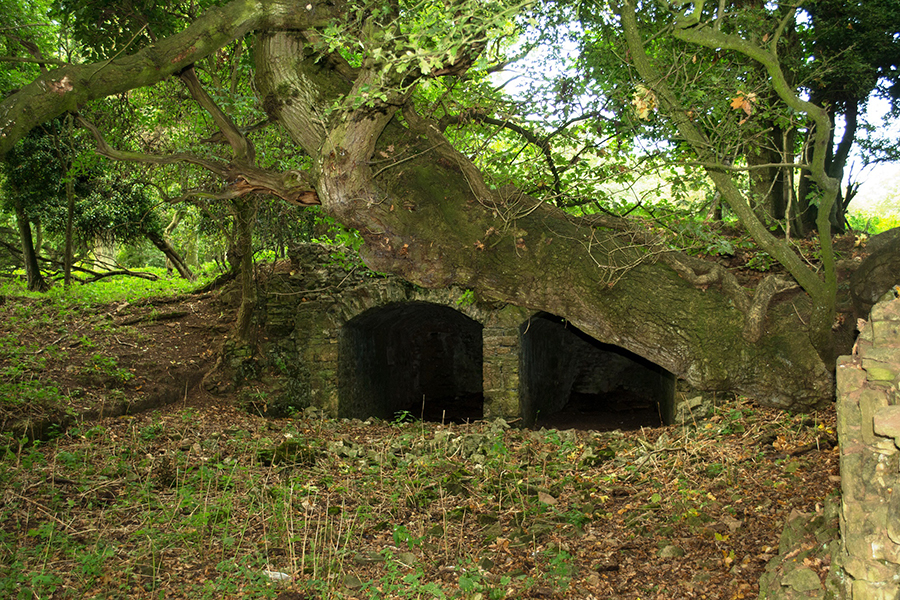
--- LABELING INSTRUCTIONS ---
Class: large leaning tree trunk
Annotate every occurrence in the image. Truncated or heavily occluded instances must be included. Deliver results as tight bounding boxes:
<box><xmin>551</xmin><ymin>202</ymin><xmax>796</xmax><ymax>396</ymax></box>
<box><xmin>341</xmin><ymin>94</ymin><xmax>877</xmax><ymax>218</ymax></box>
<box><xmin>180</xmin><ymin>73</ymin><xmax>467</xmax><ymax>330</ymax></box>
<box><xmin>0</xmin><ymin>0</ymin><xmax>833</xmax><ymax>409</ymax></box>
<box><xmin>254</xmin><ymin>29</ymin><xmax>832</xmax><ymax>409</ymax></box>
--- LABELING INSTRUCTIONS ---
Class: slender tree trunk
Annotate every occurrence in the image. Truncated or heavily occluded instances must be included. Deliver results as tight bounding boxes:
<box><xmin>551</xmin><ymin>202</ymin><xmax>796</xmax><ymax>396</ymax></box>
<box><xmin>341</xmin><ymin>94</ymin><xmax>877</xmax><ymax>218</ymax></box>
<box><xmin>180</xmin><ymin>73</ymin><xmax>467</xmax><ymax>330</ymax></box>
<box><xmin>145</xmin><ymin>230</ymin><xmax>195</xmax><ymax>280</ymax></box>
<box><xmin>232</xmin><ymin>196</ymin><xmax>257</xmax><ymax>343</ymax></box>
<box><xmin>827</xmin><ymin>101</ymin><xmax>858</xmax><ymax>233</ymax></box>
<box><xmin>10</xmin><ymin>193</ymin><xmax>48</xmax><ymax>292</ymax></box>
<box><xmin>162</xmin><ymin>210</ymin><xmax>185</xmax><ymax>277</ymax></box>
<box><xmin>63</xmin><ymin>114</ymin><xmax>76</xmax><ymax>287</ymax></box>
<box><xmin>64</xmin><ymin>176</ymin><xmax>75</xmax><ymax>286</ymax></box>
<box><xmin>746</xmin><ymin>124</ymin><xmax>786</xmax><ymax>223</ymax></box>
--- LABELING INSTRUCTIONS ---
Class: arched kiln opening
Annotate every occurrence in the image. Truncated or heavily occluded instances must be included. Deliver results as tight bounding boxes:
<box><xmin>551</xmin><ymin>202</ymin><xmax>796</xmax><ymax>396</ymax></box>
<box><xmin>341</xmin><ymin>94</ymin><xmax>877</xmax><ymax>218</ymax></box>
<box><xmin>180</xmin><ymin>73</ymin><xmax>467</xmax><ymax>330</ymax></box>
<box><xmin>338</xmin><ymin>302</ymin><xmax>484</xmax><ymax>422</ymax></box>
<box><xmin>519</xmin><ymin>313</ymin><xmax>675</xmax><ymax>430</ymax></box>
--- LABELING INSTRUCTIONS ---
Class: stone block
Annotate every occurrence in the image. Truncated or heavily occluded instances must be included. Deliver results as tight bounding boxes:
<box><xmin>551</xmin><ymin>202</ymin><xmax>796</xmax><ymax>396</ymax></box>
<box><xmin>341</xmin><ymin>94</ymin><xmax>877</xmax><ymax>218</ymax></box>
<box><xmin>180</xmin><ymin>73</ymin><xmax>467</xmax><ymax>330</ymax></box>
<box><xmin>837</xmin><ymin>396</ymin><xmax>862</xmax><ymax>438</ymax></box>
<box><xmin>872</xmin><ymin>319</ymin><xmax>900</xmax><ymax>347</ymax></box>
<box><xmin>874</xmin><ymin>406</ymin><xmax>900</xmax><ymax>445</ymax></box>
<box><xmin>862</xmin><ymin>359</ymin><xmax>899</xmax><ymax>383</ymax></box>
<box><xmin>879</xmin><ymin>539</ymin><xmax>900</xmax><ymax>565</ymax></box>
<box><xmin>837</xmin><ymin>359</ymin><xmax>868</xmax><ymax>396</ymax></box>
<box><xmin>842</xmin><ymin>553</ymin><xmax>899</xmax><ymax>583</ymax></box>
<box><xmin>861</xmin><ymin>388</ymin><xmax>891</xmax><ymax>445</ymax></box>
<box><xmin>840</xmin><ymin>458</ymin><xmax>865</xmax><ymax>501</ymax></box>
<box><xmin>871</xmin><ymin>297</ymin><xmax>900</xmax><ymax>322</ymax></box>
<box><xmin>782</xmin><ymin>567</ymin><xmax>823</xmax><ymax>593</ymax></box>
<box><xmin>888</xmin><ymin>491</ymin><xmax>900</xmax><ymax>546</ymax></box>
<box><xmin>850</xmin><ymin>579</ymin><xmax>900</xmax><ymax>600</ymax></box>
<box><xmin>864</xmin><ymin>346</ymin><xmax>900</xmax><ymax>363</ymax></box>
<box><xmin>859</xmin><ymin>324</ymin><xmax>875</xmax><ymax>343</ymax></box>
<box><xmin>486</xmin><ymin>335</ymin><xmax>519</xmax><ymax>347</ymax></box>
<box><xmin>483</xmin><ymin>392</ymin><xmax>519</xmax><ymax>419</ymax></box>
<box><xmin>315</xmin><ymin>343</ymin><xmax>338</xmax><ymax>363</ymax></box>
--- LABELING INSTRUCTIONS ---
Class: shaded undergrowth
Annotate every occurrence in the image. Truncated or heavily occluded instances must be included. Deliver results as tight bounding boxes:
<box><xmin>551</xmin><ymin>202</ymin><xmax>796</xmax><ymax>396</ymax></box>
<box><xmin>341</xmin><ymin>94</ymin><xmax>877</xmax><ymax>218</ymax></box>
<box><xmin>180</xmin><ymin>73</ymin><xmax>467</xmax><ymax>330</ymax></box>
<box><xmin>1</xmin><ymin>401</ymin><xmax>838</xmax><ymax>599</ymax></box>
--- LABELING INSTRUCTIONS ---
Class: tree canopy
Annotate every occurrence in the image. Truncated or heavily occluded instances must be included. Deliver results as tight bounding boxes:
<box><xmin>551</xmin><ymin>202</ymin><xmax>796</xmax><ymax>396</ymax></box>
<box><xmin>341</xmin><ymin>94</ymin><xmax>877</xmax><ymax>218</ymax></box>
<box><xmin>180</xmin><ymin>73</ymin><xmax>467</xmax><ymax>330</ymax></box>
<box><xmin>1</xmin><ymin>0</ymin><xmax>898</xmax><ymax>407</ymax></box>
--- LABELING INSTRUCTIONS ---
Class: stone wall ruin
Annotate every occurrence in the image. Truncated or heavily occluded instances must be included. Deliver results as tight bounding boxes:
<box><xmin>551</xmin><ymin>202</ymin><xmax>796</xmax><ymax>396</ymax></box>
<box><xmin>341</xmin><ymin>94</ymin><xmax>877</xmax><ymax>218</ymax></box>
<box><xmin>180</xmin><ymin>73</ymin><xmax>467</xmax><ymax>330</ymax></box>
<box><xmin>758</xmin><ymin>291</ymin><xmax>900</xmax><ymax>599</ymax></box>
<box><xmin>252</xmin><ymin>244</ymin><xmax>676</xmax><ymax>428</ymax></box>
<box><xmin>832</xmin><ymin>291</ymin><xmax>900</xmax><ymax>599</ymax></box>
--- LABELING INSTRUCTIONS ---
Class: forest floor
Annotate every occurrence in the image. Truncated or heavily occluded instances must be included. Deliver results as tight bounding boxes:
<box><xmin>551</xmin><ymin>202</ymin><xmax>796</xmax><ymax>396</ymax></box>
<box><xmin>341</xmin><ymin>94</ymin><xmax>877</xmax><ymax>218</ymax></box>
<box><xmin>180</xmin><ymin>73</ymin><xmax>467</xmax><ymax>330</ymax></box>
<box><xmin>0</xmin><ymin>280</ymin><xmax>841</xmax><ymax>600</ymax></box>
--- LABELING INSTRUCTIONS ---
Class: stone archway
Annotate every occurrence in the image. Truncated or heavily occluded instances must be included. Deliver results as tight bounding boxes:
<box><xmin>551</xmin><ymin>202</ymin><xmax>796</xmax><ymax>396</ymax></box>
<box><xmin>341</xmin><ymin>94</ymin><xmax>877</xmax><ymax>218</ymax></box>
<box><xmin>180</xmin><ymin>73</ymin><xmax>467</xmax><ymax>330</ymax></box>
<box><xmin>519</xmin><ymin>313</ymin><xmax>675</xmax><ymax>430</ymax></box>
<box><xmin>338</xmin><ymin>301</ymin><xmax>484</xmax><ymax>422</ymax></box>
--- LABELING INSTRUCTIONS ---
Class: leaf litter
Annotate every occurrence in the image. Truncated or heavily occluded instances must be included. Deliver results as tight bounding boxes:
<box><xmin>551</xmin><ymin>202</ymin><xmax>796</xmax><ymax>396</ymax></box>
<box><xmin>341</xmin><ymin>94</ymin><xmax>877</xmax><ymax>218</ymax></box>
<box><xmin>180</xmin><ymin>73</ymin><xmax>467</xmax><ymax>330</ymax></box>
<box><xmin>1</xmin><ymin>394</ymin><xmax>838</xmax><ymax>599</ymax></box>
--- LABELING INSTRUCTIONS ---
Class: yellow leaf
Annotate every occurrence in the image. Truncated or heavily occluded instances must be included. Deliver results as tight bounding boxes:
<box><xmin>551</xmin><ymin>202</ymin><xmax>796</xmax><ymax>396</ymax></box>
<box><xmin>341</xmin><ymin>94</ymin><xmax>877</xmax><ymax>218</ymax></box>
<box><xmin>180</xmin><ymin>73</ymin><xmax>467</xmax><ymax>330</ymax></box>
<box><xmin>632</xmin><ymin>85</ymin><xmax>657</xmax><ymax>120</ymax></box>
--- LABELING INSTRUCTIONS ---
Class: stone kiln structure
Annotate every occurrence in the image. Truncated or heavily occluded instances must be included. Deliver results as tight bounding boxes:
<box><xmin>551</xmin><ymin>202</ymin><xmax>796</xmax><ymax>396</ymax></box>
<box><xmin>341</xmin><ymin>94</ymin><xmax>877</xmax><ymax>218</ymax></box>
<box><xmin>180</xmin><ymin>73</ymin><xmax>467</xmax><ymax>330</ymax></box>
<box><xmin>256</xmin><ymin>244</ymin><xmax>675</xmax><ymax>427</ymax></box>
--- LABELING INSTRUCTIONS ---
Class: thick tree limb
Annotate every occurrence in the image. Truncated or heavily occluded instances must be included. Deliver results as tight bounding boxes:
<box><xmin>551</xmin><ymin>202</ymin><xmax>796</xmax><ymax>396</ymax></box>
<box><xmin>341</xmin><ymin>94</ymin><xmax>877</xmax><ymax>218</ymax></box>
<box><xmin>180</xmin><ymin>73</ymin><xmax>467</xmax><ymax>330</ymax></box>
<box><xmin>0</xmin><ymin>0</ymin><xmax>344</xmax><ymax>159</ymax></box>
<box><xmin>179</xmin><ymin>66</ymin><xmax>253</xmax><ymax>163</ymax></box>
<box><xmin>146</xmin><ymin>230</ymin><xmax>194</xmax><ymax>280</ymax></box>
<box><xmin>77</xmin><ymin>115</ymin><xmax>230</xmax><ymax>175</ymax></box>
<box><xmin>0</xmin><ymin>0</ymin><xmax>835</xmax><ymax>408</ymax></box>
<box><xmin>662</xmin><ymin>253</ymin><xmax>798</xmax><ymax>341</ymax></box>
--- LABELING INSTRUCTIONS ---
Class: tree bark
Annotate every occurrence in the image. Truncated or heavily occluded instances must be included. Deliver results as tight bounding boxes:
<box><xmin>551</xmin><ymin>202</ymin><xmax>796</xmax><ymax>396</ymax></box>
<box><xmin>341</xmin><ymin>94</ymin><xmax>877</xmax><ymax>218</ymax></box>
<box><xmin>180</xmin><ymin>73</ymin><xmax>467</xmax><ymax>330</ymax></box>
<box><xmin>0</xmin><ymin>0</ymin><xmax>346</xmax><ymax>160</ymax></box>
<box><xmin>64</xmin><ymin>171</ymin><xmax>75</xmax><ymax>287</ymax></box>
<box><xmin>745</xmin><ymin>122</ymin><xmax>788</xmax><ymax>223</ymax></box>
<box><xmin>252</xmin><ymin>33</ymin><xmax>832</xmax><ymax>410</ymax></box>
<box><xmin>232</xmin><ymin>196</ymin><xmax>257</xmax><ymax>343</ymax></box>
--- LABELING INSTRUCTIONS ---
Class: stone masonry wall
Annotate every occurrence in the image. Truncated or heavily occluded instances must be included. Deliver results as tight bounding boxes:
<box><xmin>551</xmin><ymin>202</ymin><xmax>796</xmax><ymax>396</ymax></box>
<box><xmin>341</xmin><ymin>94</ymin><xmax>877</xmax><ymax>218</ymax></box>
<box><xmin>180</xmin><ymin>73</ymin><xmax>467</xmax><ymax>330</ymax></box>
<box><xmin>257</xmin><ymin>244</ymin><xmax>527</xmax><ymax>420</ymax></box>
<box><xmin>251</xmin><ymin>243</ymin><xmax>674</xmax><ymax>424</ymax></box>
<box><xmin>834</xmin><ymin>291</ymin><xmax>900</xmax><ymax>599</ymax></box>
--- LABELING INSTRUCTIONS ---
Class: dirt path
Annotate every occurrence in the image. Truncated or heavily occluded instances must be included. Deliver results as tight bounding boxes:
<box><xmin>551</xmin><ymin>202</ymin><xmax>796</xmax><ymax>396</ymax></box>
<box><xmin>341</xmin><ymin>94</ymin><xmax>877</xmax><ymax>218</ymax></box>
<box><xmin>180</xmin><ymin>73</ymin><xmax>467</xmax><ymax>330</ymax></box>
<box><xmin>0</xmin><ymin>290</ymin><xmax>231</xmax><ymax>438</ymax></box>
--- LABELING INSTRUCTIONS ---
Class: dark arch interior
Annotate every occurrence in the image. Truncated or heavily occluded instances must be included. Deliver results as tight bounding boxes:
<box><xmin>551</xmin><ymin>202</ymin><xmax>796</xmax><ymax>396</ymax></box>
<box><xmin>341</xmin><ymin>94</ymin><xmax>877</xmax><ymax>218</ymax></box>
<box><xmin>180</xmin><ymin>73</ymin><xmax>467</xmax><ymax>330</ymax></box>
<box><xmin>520</xmin><ymin>313</ymin><xmax>675</xmax><ymax>431</ymax></box>
<box><xmin>338</xmin><ymin>302</ymin><xmax>484</xmax><ymax>423</ymax></box>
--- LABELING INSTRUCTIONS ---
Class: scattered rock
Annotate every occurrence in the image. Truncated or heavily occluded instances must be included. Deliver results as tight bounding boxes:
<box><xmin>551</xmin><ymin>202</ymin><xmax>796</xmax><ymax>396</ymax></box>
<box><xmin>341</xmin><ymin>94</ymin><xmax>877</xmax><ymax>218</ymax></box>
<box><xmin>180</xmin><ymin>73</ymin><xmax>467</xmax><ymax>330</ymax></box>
<box><xmin>353</xmin><ymin>551</ymin><xmax>386</xmax><ymax>564</ymax></box>
<box><xmin>658</xmin><ymin>545</ymin><xmax>685</xmax><ymax>558</ymax></box>
<box><xmin>782</xmin><ymin>567</ymin><xmax>823</xmax><ymax>593</ymax></box>
<box><xmin>342</xmin><ymin>574</ymin><xmax>364</xmax><ymax>590</ymax></box>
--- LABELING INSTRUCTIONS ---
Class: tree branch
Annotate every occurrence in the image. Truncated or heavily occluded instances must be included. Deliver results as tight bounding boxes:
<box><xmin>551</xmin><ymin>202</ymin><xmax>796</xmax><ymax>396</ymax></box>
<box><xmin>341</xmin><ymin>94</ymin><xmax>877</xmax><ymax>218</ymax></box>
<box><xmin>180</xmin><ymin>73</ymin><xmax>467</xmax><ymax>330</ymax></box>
<box><xmin>77</xmin><ymin>115</ymin><xmax>231</xmax><ymax>176</ymax></box>
<box><xmin>0</xmin><ymin>56</ymin><xmax>68</xmax><ymax>67</ymax></box>
<box><xmin>617</xmin><ymin>3</ymin><xmax>829</xmax><ymax>303</ymax></box>
<box><xmin>77</xmin><ymin>116</ymin><xmax>319</xmax><ymax>206</ymax></box>
<box><xmin>0</xmin><ymin>0</ymin><xmax>344</xmax><ymax>159</ymax></box>
<box><xmin>440</xmin><ymin>110</ymin><xmax>563</xmax><ymax>196</ymax></box>
<box><xmin>179</xmin><ymin>66</ymin><xmax>254</xmax><ymax>163</ymax></box>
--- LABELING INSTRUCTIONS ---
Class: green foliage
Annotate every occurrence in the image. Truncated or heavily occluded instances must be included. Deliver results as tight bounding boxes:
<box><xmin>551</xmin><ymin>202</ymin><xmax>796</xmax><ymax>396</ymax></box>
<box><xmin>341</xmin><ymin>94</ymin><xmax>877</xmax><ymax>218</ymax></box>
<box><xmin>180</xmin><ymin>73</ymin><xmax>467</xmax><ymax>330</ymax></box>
<box><xmin>313</xmin><ymin>0</ymin><xmax>526</xmax><ymax>112</ymax></box>
<box><xmin>456</xmin><ymin>289</ymin><xmax>476</xmax><ymax>307</ymax></box>
<box><xmin>88</xmin><ymin>353</ymin><xmax>134</xmax><ymax>385</ymax></box>
<box><xmin>847</xmin><ymin>210</ymin><xmax>900</xmax><ymax>235</ymax></box>
<box><xmin>745</xmin><ymin>251</ymin><xmax>774</xmax><ymax>272</ymax></box>
<box><xmin>50</xmin><ymin>0</ymin><xmax>223</xmax><ymax>60</ymax></box>
<box><xmin>0</xmin><ymin>333</ymin><xmax>63</xmax><ymax>407</ymax></box>
<box><xmin>0</xmin><ymin>0</ymin><xmax>56</xmax><ymax>95</ymax></box>
<box><xmin>1</xmin><ymin>115</ymin><xmax>169</xmax><ymax>271</ymax></box>
<box><xmin>0</xmin><ymin>265</ymin><xmax>216</xmax><ymax>304</ymax></box>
